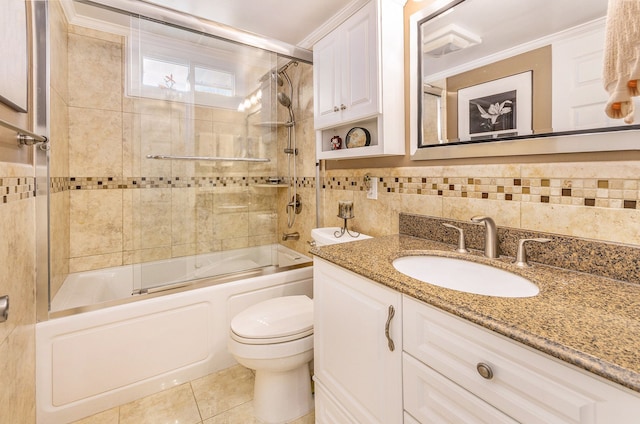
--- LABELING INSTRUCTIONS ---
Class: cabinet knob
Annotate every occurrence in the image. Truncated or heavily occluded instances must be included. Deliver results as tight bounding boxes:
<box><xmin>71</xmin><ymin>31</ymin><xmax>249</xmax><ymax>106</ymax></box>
<box><xmin>476</xmin><ymin>362</ymin><xmax>494</xmax><ymax>380</ymax></box>
<box><xmin>333</xmin><ymin>106</ymin><xmax>340</xmax><ymax>112</ymax></box>
<box><xmin>340</xmin><ymin>104</ymin><xmax>347</xmax><ymax>110</ymax></box>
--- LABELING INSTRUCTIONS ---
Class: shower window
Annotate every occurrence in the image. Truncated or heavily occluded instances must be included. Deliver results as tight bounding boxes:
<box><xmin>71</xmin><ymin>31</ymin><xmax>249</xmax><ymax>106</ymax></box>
<box><xmin>140</xmin><ymin>57</ymin><xmax>236</xmax><ymax>103</ymax></box>
<box><xmin>194</xmin><ymin>67</ymin><xmax>235</xmax><ymax>96</ymax></box>
<box><xmin>128</xmin><ymin>19</ymin><xmax>252</xmax><ymax>109</ymax></box>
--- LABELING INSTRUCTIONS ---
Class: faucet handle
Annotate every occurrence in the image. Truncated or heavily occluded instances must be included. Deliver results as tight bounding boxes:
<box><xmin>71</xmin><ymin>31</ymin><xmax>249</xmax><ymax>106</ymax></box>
<box><xmin>514</xmin><ymin>238</ymin><xmax>551</xmax><ymax>267</ymax></box>
<box><xmin>443</xmin><ymin>223</ymin><xmax>469</xmax><ymax>253</ymax></box>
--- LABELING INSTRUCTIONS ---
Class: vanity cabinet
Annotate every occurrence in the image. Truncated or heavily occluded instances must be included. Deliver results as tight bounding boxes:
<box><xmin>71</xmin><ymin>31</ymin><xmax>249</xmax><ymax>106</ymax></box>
<box><xmin>313</xmin><ymin>258</ymin><xmax>402</xmax><ymax>424</ymax></box>
<box><xmin>313</xmin><ymin>259</ymin><xmax>640</xmax><ymax>423</ymax></box>
<box><xmin>313</xmin><ymin>0</ymin><xmax>405</xmax><ymax>160</ymax></box>
<box><xmin>403</xmin><ymin>296</ymin><xmax>640</xmax><ymax>423</ymax></box>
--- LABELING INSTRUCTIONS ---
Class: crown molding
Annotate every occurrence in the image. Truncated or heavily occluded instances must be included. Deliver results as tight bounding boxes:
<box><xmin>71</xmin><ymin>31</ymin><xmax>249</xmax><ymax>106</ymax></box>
<box><xmin>297</xmin><ymin>0</ymin><xmax>370</xmax><ymax>49</ymax></box>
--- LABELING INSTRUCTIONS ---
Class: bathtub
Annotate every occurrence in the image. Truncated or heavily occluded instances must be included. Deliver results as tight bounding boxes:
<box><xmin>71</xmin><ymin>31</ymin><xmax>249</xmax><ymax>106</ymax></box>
<box><xmin>36</xmin><ymin>245</ymin><xmax>313</xmax><ymax>424</ymax></box>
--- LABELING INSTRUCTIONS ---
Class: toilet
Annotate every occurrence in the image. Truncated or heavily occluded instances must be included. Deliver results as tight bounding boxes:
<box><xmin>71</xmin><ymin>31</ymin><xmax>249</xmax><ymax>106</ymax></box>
<box><xmin>228</xmin><ymin>295</ymin><xmax>314</xmax><ymax>423</ymax></box>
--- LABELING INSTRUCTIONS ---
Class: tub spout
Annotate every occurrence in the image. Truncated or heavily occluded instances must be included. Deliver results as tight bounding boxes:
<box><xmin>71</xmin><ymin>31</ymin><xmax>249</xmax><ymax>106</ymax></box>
<box><xmin>282</xmin><ymin>232</ymin><xmax>300</xmax><ymax>241</ymax></box>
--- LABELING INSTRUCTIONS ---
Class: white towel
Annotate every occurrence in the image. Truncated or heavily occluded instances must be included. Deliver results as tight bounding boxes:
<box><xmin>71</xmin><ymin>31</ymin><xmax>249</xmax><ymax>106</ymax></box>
<box><xmin>603</xmin><ymin>0</ymin><xmax>640</xmax><ymax>123</ymax></box>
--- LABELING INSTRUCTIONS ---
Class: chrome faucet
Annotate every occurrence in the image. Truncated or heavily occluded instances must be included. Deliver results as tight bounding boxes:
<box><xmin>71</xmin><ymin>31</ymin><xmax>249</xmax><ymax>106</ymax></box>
<box><xmin>471</xmin><ymin>216</ymin><xmax>499</xmax><ymax>258</ymax></box>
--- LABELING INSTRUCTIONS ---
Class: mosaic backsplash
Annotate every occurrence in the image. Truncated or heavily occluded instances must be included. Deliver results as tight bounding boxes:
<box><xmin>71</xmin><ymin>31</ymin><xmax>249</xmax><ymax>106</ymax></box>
<box><xmin>322</xmin><ymin>175</ymin><xmax>640</xmax><ymax>210</ymax></box>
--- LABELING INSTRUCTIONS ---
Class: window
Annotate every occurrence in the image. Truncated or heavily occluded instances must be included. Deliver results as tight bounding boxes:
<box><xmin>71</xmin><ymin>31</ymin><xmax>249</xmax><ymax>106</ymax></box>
<box><xmin>127</xmin><ymin>18</ymin><xmax>264</xmax><ymax>110</ymax></box>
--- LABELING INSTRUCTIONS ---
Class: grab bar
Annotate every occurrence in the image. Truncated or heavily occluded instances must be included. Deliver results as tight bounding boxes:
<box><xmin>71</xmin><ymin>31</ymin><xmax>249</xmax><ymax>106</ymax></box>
<box><xmin>146</xmin><ymin>154</ymin><xmax>269</xmax><ymax>162</ymax></box>
<box><xmin>0</xmin><ymin>117</ymin><xmax>49</xmax><ymax>150</ymax></box>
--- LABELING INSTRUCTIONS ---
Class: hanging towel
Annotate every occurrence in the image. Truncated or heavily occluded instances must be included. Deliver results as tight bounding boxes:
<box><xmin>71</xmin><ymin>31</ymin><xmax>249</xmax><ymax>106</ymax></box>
<box><xmin>603</xmin><ymin>0</ymin><xmax>640</xmax><ymax>124</ymax></box>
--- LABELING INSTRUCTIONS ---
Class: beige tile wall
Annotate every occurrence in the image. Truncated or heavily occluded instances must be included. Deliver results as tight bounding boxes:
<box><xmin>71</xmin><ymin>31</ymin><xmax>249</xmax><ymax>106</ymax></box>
<box><xmin>277</xmin><ymin>62</ymin><xmax>318</xmax><ymax>254</ymax></box>
<box><xmin>0</xmin><ymin>165</ymin><xmax>36</xmax><ymax>424</ymax></box>
<box><xmin>320</xmin><ymin>162</ymin><xmax>640</xmax><ymax>246</ymax></box>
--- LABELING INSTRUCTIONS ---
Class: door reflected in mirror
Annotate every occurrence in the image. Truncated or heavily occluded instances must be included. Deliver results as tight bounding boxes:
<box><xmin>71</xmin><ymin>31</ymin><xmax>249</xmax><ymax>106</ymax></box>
<box><xmin>413</xmin><ymin>0</ymin><xmax>639</xmax><ymax>150</ymax></box>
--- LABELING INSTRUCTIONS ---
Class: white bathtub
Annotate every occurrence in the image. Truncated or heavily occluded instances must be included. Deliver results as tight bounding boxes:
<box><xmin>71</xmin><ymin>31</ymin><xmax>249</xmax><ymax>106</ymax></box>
<box><xmin>37</xmin><ymin>245</ymin><xmax>312</xmax><ymax>424</ymax></box>
<box><xmin>51</xmin><ymin>244</ymin><xmax>309</xmax><ymax>312</ymax></box>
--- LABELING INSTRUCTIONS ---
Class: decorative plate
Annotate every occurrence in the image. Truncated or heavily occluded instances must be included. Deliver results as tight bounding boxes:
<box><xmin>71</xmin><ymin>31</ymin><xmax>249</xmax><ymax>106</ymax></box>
<box><xmin>345</xmin><ymin>127</ymin><xmax>371</xmax><ymax>148</ymax></box>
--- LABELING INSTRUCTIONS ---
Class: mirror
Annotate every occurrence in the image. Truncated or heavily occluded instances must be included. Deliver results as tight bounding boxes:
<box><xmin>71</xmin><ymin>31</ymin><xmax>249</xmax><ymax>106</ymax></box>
<box><xmin>410</xmin><ymin>0</ymin><xmax>640</xmax><ymax>159</ymax></box>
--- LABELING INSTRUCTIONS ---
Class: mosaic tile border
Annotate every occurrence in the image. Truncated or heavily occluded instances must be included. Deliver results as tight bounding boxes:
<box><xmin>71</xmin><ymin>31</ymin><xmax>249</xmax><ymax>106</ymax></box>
<box><xmin>322</xmin><ymin>175</ymin><xmax>640</xmax><ymax>210</ymax></box>
<box><xmin>50</xmin><ymin>176</ymin><xmax>316</xmax><ymax>191</ymax></box>
<box><xmin>1</xmin><ymin>177</ymin><xmax>36</xmax><ymax>204</ymax></box>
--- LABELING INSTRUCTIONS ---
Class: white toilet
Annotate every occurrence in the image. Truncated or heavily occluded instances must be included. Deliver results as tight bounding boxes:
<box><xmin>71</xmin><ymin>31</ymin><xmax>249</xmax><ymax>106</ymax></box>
<box><xmin>228</xmin><ymin>295</ymin><xmax>314</xmax><ymax>423</ymax></box>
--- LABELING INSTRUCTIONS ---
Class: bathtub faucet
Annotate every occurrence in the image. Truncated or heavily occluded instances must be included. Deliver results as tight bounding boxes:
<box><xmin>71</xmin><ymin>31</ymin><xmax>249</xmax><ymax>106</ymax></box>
<box><xmin>282</xmin><ymin>232</ymin><xmax>300</xmax><ymax>241</ymax></box>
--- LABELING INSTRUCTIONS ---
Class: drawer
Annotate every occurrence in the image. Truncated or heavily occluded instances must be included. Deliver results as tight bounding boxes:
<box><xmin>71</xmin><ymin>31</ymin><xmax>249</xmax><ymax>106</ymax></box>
<box><xmin>403</xmin><ymin>296</ymin><xmax>640</xmax><ymax>424</ymax></box>
<box><xmin>403</xmin><ymin>353</ymin><xmax>518</xmax><ymax>423</ymax></box>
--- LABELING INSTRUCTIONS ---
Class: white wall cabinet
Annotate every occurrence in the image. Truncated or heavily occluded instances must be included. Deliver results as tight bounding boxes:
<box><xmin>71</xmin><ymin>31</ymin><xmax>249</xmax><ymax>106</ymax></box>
<box><xmin>313</xmin><ymin>2</ymin><xmax>377</xmax><ymax>129</ymax></box>
<box><xmin>313</xmin><ymin>258</ymin><xmax>403</xmax><ymax>424</ymax></box>
<box><xmin>313</xmin><ymin>0</ymin><xmax>405</xmax><ymax>160</ymax></box>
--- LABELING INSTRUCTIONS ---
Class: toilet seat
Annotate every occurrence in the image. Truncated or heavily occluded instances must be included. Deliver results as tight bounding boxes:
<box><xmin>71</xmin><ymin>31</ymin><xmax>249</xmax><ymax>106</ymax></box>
<box><xmin>230</xmin><ymin>295</ymin><xmax>313</xmax><ymax>345</ymax></box>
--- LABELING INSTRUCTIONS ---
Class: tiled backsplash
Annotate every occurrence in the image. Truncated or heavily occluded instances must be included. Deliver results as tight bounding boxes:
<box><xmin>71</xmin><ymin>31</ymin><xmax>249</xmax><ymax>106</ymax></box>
<box><xmin>323</xmin><ymin>175</ymin><xmax>640</xmax><ymax>210</ymax></box>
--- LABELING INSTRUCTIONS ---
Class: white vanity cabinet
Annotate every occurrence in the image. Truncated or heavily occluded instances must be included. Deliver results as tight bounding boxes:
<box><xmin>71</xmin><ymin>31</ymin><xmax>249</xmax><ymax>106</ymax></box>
<box><xmin>313</xmin><ymin>258</ymin><xmax>403</xmax><ymax>424</ymax></box>
<box><xmin>403</xmin><ymin>296</ymin><xmax>640</xmax><ymax>423</ymax></box>
<box><xmin>313</xmin><ymin>0</ymin><xmax>405</xmax><ymax>159</ymax></box>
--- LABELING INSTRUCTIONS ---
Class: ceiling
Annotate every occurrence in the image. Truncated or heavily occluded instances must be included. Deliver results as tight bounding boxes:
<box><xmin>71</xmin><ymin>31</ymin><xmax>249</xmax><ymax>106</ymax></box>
<box><xmin>138</xmin><ymin>0</ymin><xmax>363</xmax><ymax>47</ymax></box>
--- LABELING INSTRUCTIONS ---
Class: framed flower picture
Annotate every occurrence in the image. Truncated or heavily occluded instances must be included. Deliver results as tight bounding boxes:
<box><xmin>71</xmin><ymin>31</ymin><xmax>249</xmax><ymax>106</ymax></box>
<box><xmin>457</xmin><ymin>71</ymin><xmax>532</xmax><ymax>141</ymax></box>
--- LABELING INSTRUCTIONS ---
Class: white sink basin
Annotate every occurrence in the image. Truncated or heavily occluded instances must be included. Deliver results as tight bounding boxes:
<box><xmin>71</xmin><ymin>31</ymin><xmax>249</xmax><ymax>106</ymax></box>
<box><xmin>392</xmin><ymin>255</ymin><xmax>539</xmax><ymax>298</ymax></box>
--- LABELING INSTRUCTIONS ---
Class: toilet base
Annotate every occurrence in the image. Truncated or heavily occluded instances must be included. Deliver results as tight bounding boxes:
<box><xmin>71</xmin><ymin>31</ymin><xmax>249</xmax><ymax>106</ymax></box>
<box><xmin>253</xmin><ymin>364</ymin><xmax>313</xmax><ymax>424</ymax></box>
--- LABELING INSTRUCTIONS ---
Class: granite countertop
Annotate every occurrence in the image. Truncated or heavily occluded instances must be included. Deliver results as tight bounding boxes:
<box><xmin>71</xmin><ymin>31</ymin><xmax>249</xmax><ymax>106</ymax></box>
<box><xmin>310</xmin><ymin>234</ymin><xmax>640</xmax><ymax>393</ymax></box>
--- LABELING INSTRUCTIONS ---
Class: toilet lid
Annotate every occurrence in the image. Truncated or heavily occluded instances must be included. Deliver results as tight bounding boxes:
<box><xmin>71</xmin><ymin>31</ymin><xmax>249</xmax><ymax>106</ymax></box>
<box><xmin>231</xmin><ymin>295</ymin><xmax>313</xmax><ymax>344</ymax></box>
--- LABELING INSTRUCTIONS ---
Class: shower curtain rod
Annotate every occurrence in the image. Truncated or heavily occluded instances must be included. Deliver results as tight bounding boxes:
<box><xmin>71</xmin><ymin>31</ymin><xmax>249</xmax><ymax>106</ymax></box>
<box><xmin>147</xmin><ymin>154</ymin><xmax>270</xmax><ymax>163</ymax></box>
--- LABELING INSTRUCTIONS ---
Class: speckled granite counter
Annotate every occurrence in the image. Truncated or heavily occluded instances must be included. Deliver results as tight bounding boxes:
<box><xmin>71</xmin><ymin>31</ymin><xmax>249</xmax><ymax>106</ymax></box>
<box><xmin>310</xmin><ymin>234</ymin><xmax>640</xmax><ymax>393</ymax></box>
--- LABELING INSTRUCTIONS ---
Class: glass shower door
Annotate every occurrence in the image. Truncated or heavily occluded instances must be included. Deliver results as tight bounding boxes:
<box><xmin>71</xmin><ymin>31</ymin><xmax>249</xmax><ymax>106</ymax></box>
<box><xmin>127</xmin><ymin>17</ymin><xmax>282</xmax><ymax>293</ymax></box>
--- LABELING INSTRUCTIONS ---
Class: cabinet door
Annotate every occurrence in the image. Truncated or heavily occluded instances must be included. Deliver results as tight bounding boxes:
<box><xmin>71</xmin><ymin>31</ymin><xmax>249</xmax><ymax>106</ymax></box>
<box><xmin>340</xmin><ymin>0</ymin><xmax>379</xmax><ymax>122</ymax></box>
<box><xmin>314</xmin><ymin>380</ymin><xmax>359</xmax><ymax>424</ymax></box>
<box><xmin>313</xmin><ymin>31</ymin><xmax>341</xmax><ymax>128</ymax></box>
<box><xmin>313</xmin><ymin>259</ymin><xmax>402</xmax><ymax>424</ymax></box>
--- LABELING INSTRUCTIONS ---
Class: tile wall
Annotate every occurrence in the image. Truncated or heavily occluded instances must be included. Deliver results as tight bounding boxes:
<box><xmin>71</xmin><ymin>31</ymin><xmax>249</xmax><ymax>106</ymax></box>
<box><xmin>0</xmin><ymin>165</ymin><xmax>36</xmax><ymax>423</ymax></box>
<box><xmin>51</xmin><ymin>21</ymin><xmax>317</xmax><ymax>295</ymax></box>
<box><xmin>319</xmin><ymin>162</ymin><xmax>640</xmax><ymax>247</ymax></box>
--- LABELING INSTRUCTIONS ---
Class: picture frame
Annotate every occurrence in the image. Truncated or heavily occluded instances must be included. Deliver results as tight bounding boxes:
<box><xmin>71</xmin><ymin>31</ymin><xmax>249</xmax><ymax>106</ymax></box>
<box><xmin>457</xmin><ymin>71</ymin><xmax>532</xmax><ymax>141</ymax></box>
<box><xmin>0</xmin><ymin>0</ymin><xmax>28</xmax><ymax>113</ymax></box>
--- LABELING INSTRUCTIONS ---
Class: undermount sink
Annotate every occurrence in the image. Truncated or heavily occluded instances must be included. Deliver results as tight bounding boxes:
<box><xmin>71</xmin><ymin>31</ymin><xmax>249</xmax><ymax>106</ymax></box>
<box><xmin>392</xmin><ymin>255</ymin><xmax>539</xmax><ymax>298</ymax></box>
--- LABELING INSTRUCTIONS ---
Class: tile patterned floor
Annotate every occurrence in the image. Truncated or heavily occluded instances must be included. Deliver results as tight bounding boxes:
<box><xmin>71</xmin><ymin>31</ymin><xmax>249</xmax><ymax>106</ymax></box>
<box><xmin>72</xmin><ymin>365</ymin><xmax>315</xmax><ymax>424</ymax></box>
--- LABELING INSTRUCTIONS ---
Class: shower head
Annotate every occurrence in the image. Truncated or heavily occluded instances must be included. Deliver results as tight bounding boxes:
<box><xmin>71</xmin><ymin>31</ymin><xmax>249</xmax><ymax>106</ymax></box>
<box><xmin>277</xmin><ymin>92</ymin><xmax>291</xmax><ymax>108</ymax></box>
<box><xmin>272</xmin><ymin>72</ymin><xmax>283</xmax><ymax>87</ymax></box>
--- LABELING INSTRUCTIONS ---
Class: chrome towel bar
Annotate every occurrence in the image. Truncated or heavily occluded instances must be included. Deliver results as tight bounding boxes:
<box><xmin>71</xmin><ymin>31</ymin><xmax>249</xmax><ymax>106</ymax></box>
<box><xmin>146</xmin><ymin>154</ymin><xmax>270</xmax><ymax>162</ymax></box>
<box><xmin>0</xmin><ymin>117</ymin><xmax>49</xmax><ymax>150</ymax></box>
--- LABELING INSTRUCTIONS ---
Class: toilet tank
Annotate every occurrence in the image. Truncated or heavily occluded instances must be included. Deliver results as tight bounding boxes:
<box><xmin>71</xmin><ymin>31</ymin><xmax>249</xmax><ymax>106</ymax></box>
<box><xmin>311</xmin><ymin>227</ymin><xmax>372</xmax><ymax>246</ymax></box>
